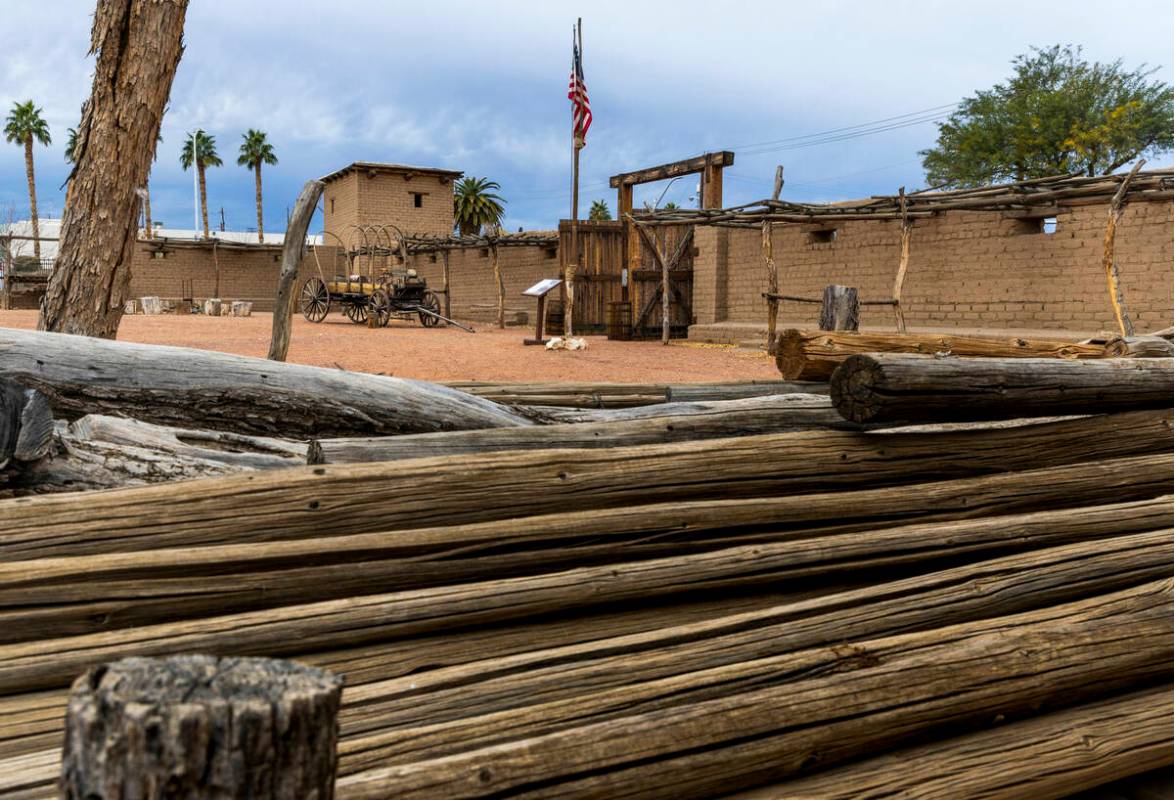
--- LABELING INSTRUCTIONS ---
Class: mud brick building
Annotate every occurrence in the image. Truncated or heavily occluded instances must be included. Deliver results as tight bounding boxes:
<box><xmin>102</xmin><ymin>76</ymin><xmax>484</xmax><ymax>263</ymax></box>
<box><xmin>320</xmin><ymin>162</ymin><xmax>464</xmax><ymax>245</ymax></box>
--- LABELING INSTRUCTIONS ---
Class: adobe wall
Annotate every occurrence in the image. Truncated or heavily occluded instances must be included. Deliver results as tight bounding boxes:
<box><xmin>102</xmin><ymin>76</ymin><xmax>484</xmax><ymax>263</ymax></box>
<box><xmin>693</xmin><ymin>199</ymin><xmax>1174</xmax><ymax>335</ymax></box>
<box><xmin>405</xmin><ymin>243</ymin><xmax>561</xmax><ymax>318</ymax></box>
<box><xmin>125</xmin><ymin>240</ymin><xmax>558</xmax><ymax>320</ymax></box>
<box><xmin>128</xmin><ymin>243</ymin><xmax>346</xmax><ymax>311</ymax></box>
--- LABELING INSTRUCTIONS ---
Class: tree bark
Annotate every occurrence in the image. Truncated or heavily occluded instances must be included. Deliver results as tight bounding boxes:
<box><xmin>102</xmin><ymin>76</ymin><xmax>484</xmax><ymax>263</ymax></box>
<box><xmin>0</xmin><ymin>327</ymin><xmax>530</xmax><ymax>437</ymax></box>
<box><xmin>23</xmin><ymin>139</ymin><xmax>39</xmax><ymax>261</ymax></box>
<box><xmin>255</xmin><ymin>162</ymin><xmax>264</xmax><ymax>242</ymax></box>
<box><xmin>777</xmin><ymin>329</ymin><xmax>1111</xmax><ymax>381</ymax></box>
<box><xmin>268</xmin><ymin>179</ymin><xmax>324</xmax><ymax>361</ymax></box>
<box><xmin>831</xmin><ymin>353</ymin><xmax>1174</xmax><ymax>424</ymax></box>
<box><xmin>61</xmin><ymin>655</ymin><xmax>341</xmax><ymax>799</ymax></box>
<box><xmin>38</xmin><ymin>0</ymin><xmax>188</xmax><ymax>338</ymax></box>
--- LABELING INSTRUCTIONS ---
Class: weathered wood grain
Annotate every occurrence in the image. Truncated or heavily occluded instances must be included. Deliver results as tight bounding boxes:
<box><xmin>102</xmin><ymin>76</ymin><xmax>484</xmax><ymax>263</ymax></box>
<box><xmin>0</xmin><ymin>327</ymin><xmax>530</xmax><ymax>436</ymax></box>
<box><xmin>777</xmin><ymin>329</ymin><xmax>1109</xmax><ymax>381</ymax></box>
<box><xmin>728</xmin><ymin>685</ymin><xmax>1174</xmax><ymax>799</ymax></box>
<box><xmin>832</xmin><ymin>354</ymin><xmax>1174</xmax><ymax>423</ymax></box>
<box><xmin>335</xmin><ymin>578</ymin><xmax>1174</xmax><ymax>799</ymax></box>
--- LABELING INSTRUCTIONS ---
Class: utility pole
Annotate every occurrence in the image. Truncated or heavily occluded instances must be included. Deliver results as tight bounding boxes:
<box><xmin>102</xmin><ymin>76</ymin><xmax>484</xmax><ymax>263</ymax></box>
<box><xmin>219</xmin><ymin>206</ymin><xmax>225</xmax><ymax>232</ymax></box>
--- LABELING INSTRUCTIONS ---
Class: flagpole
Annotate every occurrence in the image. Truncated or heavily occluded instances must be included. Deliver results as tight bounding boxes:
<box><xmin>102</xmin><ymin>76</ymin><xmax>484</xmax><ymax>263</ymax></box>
<box><xmin>565</xmin><ymin>17</ymin><xmax>582</xmax><ymax>338</ymax></box>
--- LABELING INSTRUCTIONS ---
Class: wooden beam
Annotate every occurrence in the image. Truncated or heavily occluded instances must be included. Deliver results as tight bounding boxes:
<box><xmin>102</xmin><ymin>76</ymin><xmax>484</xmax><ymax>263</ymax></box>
<box><xmin>610</xmin><ymin>152</ymin><xmax>735</xmax><ymax>188</ymax></box>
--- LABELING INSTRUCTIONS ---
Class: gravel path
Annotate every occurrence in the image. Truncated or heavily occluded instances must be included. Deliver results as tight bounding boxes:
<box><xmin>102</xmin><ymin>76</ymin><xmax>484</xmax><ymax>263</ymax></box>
<box><xmin>0</xmin><ymin>311</ymin><xmax>776</xmax><ymax>383</ymax></box>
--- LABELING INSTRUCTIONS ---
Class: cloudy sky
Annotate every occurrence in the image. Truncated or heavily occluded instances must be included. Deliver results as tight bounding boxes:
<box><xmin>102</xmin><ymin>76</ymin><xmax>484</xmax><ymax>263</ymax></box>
<box><xmin>2</xmin><ymin>0</ymin><xmax>1173</xmax><ymax>234</ymax></box>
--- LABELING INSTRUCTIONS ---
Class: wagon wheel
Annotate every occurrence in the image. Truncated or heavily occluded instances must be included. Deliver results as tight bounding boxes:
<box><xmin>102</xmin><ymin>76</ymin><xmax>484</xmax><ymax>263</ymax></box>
<box><xmin>370</xmin><ymin>288</ymin><xmax>392</xmax><ymax>328</ymax></box>
<box><xmin>299</xmin><ymin>277</ymin><xmax>331</xmax><ymax>323</ymax></box>
<box><xmin>418</xmin><ymin>291</ymin><xmax>442</xmax><ymax>327</ymax></box>
<box><xmin>344</xmin><ymin>298</ymin><xmax>369</xmax><ymax>324</ymax></box>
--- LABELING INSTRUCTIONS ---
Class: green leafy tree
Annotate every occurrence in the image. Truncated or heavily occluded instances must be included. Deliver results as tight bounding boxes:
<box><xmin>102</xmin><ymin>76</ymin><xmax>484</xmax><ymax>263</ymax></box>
<box><xmin>662</xmin><ymin>201</ymin><xmax>680</xmax><ymax>211</ymax></box>
<box><xmin>4</xmin><ymin>101</ymin><xmax>51</xmax><ymax>259</ymax></box>
<box><xmin>923</xmin><ymin>45</ymin><xmax>1174</xmax><ymax>187</ymax></box>
<box><xmin>588</xmin><ymin>199</ymin><xmax>611</xmax><ymax>220</ymax></box>
<box><xmin>454</xmin><ymin>177</ymin><xmax>505</xmax><ymax>236</ymax></box>
<box><xmin>237</xmin><ymin>129</ymin><xmax>278</xmax><ymax>243</ymax></box>
<box><xmin>180</xmin><ymin>129</ymin><xmax>223</xmax><ymax>238</ymax></box>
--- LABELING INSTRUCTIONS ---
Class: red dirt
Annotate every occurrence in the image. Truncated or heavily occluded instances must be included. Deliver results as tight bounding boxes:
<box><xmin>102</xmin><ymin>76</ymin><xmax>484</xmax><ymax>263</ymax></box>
<box><xmin>0</xmin><ymin>311</ymin><xmax>777</xmax><ymax>383</ymax></box>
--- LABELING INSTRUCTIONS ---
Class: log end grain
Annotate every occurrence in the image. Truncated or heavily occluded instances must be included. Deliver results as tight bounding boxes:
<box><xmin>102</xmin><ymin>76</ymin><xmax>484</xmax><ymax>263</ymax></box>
<box><xmin>830</xmin><ymin>354</ymin><xmax>888</xmax><ymax>424</ymax></box>
<box><xmin>61</xmin><ymin>655</ymin><xmax>343</xmax><ymax>799</ymax></box>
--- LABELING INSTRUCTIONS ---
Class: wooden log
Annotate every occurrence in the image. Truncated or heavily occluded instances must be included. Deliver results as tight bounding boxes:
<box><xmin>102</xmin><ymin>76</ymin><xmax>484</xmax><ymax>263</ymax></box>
<box><xmin>0</xmin><ymin>328</ymin><xmax>530</xmax><ymax>437</ymax></box>
<box><xmin>729</xmin><ymin>685</ymin><xmax>1174</xmax><ymax>800</ymax></box>
<box><xmin>335</xmin><ymin>578</ymin><xmax>1174</xmax><ymax>799</ymax></box>
<box><xmin>61</xmin><ymin>655</ymin><xmax>341</xmax><ymax>798</ymax></box>
<box><xmin>1102</xmin><ymin>160</ymin><xmax>1144</xmax><ymax>337</ymax></box>
<box><xmin>776</xmin><ymin>329</ymin><xmax>1110</xmax><ymax>381</ymax></box>
<box><xmin>7</xmin><ymin>411</ymin><xmax>1174</xmax><ymax>562</ymax></box>
<box><xmin>311</xmin><ymin>531</ymin><xmax>1174</xmax><ymax>771</ymax></box>
<box><xmin>312</xmin><ymin>397</ymin><xmax>852</xmax><ymax>463</ymax></box>
<box><xmin>761</xmin><ymin>221</ymin><xmax>780</xmax><ymax>354</ymax></box>
<box><xmin>17</xmin><ymin>477</ymin><xmax>1174</xmax><ymax>644</ymax></box>
<box><xmin>0</xmin><ymin>380</ymin><xmax>52</xmax><ymax>470</ymax></box>
<box><xmin>203</xmin><ymin>297</ymin><xmax>222</xmax><ymax>317</ymax></box>
<box><xmin>269</xmin><ymin>179</ymin><xmax>325</xmax><ymax>361</ymax></box>
<box><xmin>818</xmin><ymin>285</ymin><xmax>859</xmax><ymax>331</ymax></box>
<box><xmin>231</xmin><ymin>300</ymin><xmax>253</xmax><ymax>317</ymax></box>
<box><xmin>665</xmin><ymin>382</ymin><xmax>828</xmax><ymax>402</ymax></box>
<box><xmin>516</xmin><ymin>394</ymin><xmax>832</xmax><ymax>425</ymax></box>
<box><xmin>832</xmin><ymin>354</ymin><xmax>1174</xmax><ymax>424</ymax></box>
<box><xmin>1104</xmin><ymin>335</ymin><xmax>1174</xmax><ymax>357</ymax></box>
<box><xmin>5</xmin><ymin>414</ymin><xmax>306</xmax><ymax>495</ymax></box>
<box><xmin>891</xmin><ymin>186</ymin><xmax>910</xmax><ymax>333</ymax></box>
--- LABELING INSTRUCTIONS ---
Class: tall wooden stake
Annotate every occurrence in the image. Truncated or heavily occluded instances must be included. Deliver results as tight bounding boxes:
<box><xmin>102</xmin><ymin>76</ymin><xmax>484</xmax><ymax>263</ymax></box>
<box><xmin>763</xmin><ymin>220</ymin><xmax>779</xmax><ymax>354</ymax></box>
<box><xmin>441</xmin><ymin>249</ymin><xmax>452</xmax><ymax>320</ymax></box>
<box><xmin>892</xmin><ymin>186</ymin><xmax>911</xmax><ymax>333</ymax></box>
<box><xmin>491</xmin><ymin>239</ymin><xmax>505</xmax><ymax>329</ymax></box>
<box><xmin>660</xmin><ymin>228</ymin><xmax>671</xmax><ymax>345</ymax></box>
<box><xmin>268</xmin><ymin>179</ymin><xmax>324</xmax><ymax>362</ymax></box>
<box><xmin>1103</xmin><ymin>160</ymin><xmax>1144</xmax><ymax>337</ymax></box>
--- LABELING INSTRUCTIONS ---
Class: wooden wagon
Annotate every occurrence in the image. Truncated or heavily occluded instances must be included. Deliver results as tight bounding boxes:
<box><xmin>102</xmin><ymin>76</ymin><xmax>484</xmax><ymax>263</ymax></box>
<box><xmin>299</xmin><ymin>269</ymin><xmax>443</xmax><ymax>328</ymax></box>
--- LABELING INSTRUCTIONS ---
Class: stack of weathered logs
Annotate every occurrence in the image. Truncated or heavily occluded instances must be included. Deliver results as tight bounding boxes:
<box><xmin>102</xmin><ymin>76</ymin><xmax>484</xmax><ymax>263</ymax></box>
<box><xmin>3</xmin><ymin>328</ymin><xmax>1174</xmax><ymax>797</ymax></box>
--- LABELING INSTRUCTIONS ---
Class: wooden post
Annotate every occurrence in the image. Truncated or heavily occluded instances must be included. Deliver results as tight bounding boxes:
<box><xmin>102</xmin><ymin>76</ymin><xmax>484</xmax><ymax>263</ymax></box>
<box><xmin>1103</xmin><ymin>160</ymin><xmax>1144</xmax><ymax>337</ymax></box>
<box><xmin>763</xmin><ymin>220</ymin><xmax>779</xmax><ymax>354</ymax></box>
<box><xmin>268</xmin><ymin>180</ymin><xmax>324</xmax><ymax>362</ymax></box>
<box><xmin>772</xmin><ymin>165</ymin><xmax>784</xmax><ymax>201</ymax></box>
<box><xmin>892</xmin><ymin>186</ymin><xmax>911</xmax><ymax>333</ymax></box>
<box><xmin>819</xmin><ymin>285</ymin><xmax>859</xmax><ymax>331</ymax></box>
<box><xmin>441</xmin><ymin>249</ymin><xmax>452</xmax><ymax>320</ymax></box>
<box><xmin>211</xmin><ymin>238</ymin><xmax>221</xmax><ymax>300</ymax></box>
<box><xmin>491</xmin><ymin>239</ymin><xmax>505</xmax><ymax>329</ymax></box>
<box><xmin>661</xmin><ymin>227</ymin><xmax>671</xmax><ymax>345</ymax></box>
<box><xmin>61</xmin><ymin>655</ymin><xmax>342</xmax><ymax>798</ymax></box>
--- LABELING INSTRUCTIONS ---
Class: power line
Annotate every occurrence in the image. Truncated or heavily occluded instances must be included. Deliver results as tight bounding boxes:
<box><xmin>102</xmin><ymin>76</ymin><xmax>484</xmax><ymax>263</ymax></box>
<box><xmin>726</xmin><ymin>103</ymin><xmax>958</xmax><ymax>151</ymax></box>
<box><xmin>737</xmin><ymin>112</ymin><xmax>953</xmax><ymax>157</ymax></box>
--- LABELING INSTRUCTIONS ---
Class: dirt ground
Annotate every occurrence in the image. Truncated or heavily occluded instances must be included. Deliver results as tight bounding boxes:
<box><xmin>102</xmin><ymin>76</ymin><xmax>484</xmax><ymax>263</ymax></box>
<box><xmin>0</xmin><ymin>310</ymin><xmax>777</xmax><ymax>383</ymax></box>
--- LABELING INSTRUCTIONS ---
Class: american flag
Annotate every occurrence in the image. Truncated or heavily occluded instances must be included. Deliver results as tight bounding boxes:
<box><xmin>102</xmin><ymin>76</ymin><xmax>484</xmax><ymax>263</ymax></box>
<box><xmin>568</xmin><ymin>35</ymin><xmax>592</xmax><ymax>144</ymax></box>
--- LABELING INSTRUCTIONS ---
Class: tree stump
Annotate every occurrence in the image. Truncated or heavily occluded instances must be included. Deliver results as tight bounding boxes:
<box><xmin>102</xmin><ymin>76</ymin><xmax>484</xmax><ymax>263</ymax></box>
<box><xmin>140</xmin><ymin>296</ymin><xmax>164</xmax><ymax>316</ymax></box>
<box><xmin>204</xmin><ymin>298</ymin><xmax>222</xmax><ymax>317</ymax></box>
<box><xmin>819</xmin><ymin>284</ymin><xmax>860</xmax><ymax>331</ymax></box>
<box><xmin>60</xmin><ymin>655</ymin><xmax>343</xmax><ymax>799</ymax></box>
<box><xmin>231</xmin><ymin>301</ymin><xmax>253</xmax><ymax>317</ymax></box>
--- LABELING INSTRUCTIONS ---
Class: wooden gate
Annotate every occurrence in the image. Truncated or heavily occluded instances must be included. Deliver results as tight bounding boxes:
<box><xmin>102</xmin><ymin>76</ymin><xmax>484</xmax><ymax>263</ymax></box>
<box><xmin>558</xmin><ymin>219</ymin><xmax>625</xmax><ymax>334</ymax></box>
<box><xmin>558</xmin><ymin>218</ymin><xmax>694</xmax><ymax>338</ymax></box>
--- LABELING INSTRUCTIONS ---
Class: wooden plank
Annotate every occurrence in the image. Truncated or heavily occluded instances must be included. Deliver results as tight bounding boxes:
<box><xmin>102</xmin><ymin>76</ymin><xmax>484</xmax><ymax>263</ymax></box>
<box><xmin>610</xmin><ymin>152</ymin><xmax>735</xmax><ymax>188</ymax></box>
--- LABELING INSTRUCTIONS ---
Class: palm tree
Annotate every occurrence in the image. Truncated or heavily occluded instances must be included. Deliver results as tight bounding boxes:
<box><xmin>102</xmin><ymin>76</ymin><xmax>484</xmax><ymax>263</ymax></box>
<box><xmin>4</xmin><ymin>101</ymin><xmax>51</xmax><ymax>260</ymax></box>
<box><xmin>454</xmin><ymin>177</ymin><xmax>505</xmax><ymax>236</ymax></box>
<box><xmin>588</xmin><ymin>199</ymin><xmax>611</xmax><ymax>221</ymax></box>
<box><xmin>180</xmin><ymin>129</ymin><xmax>222</xmax><ymax>238</ymax></box>
<box><xmin>237</xmin><ymin>129</ymin><xmax>278</xmax><ymax>243</ymax></box>
<box><xmin>64</xmin><ymin>127</ymin><xmax>79</xmax><ymax>210</ymax></box>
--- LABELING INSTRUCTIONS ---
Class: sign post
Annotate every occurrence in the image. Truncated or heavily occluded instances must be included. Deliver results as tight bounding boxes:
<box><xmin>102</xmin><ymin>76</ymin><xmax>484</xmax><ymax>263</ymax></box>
<box><xmin>522</xmin><ymin>278</ymin><xmax>563</xmax><ymax>345</ymax></box>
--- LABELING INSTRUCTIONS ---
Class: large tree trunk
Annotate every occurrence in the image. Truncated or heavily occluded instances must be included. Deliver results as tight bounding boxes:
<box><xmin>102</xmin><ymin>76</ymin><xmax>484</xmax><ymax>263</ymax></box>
<box><xmin>23</xmin><ymin>139</ymin><xmax>39</xmax><ymax>261</ymax></box>
<box><xmin>0</xmin><ymin>327</ymin><xmax>530</xmax><ymax>438</ymax></box>
<box><xmin>255</xmin><ymin>162</ymin><xmax>264</xmax><ymax>242</ymax></box>
<box><xmin>198</xmin><ymin>161</ymin><xmax>209</xmax><ymax>238</ymax></box>
<box><xmin>38</xmin><ymin>0</ymin><xmax>188</xmax><ymax>338</ymax></box>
